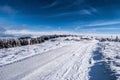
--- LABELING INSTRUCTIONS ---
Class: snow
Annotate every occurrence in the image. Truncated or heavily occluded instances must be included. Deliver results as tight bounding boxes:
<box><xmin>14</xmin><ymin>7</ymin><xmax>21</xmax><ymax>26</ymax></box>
<box><xmin>0</xmin><ymin>37</ymin><xmax>78</xmax><ymax>66</ymax></box>
<box><xmin>0</xmin><ymin>36</ymin><xmax>97</xmax><ymax>80</ymax></box>
<box><xmin>98</xmin><ymin>42</ymin><xmax>120</xmax><ymax>80</ymax></box>
<box><xmin>21</xmin><ymin>42</ymin><xmax>96</xmax><ymax>80</ymax></box>
<box><xmin>1</xmin><ymin>35</ymin><xmax>120</xmax><ymax>80</ymax></box>
<box><xmin>4</xmin><ymin>30</ymin><xmax>76</xmax><ymax>37</ymax></box>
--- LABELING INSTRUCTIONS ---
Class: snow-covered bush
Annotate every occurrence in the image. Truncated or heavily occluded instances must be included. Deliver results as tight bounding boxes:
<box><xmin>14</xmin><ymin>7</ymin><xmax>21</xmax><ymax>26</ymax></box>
<box><xmin>0</xmin><ymin>35</ymin><xmax>69</xmax><ymax>49</ymax></box>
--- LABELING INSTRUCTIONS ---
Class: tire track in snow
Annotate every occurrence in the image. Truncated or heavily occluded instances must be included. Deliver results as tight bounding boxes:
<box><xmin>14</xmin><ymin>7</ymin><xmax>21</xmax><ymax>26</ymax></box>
<box><xmin>21</xmin><ymin>41</ymin><xmax>96</xmax><ymax>80</ymax></box>
<box><xmin>49</xmin><ymin>44</ymin><xmax>90</xmax><ymax>80</ymax></box>
<box><xmin>0</xmin><ymin>42</ymin><xmax>87</xmax><ymax>80</ymax></box>
<box><xmin>52</xmin><ymin>43</ymin><xmax>95</xmax><ymax>80</ymax></box>
<box><xmin>21</xmin><ymin>43</ymin><xmax>82</xmax><ymax>80</ymax></box>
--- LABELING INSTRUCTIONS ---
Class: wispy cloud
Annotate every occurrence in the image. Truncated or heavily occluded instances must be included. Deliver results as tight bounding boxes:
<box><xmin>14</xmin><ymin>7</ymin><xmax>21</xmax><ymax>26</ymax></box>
<box><xmin>74</xmin><ymin>20</ymin><xmax>120</xmax><ymax>33</ymax></box>
<box><xmin>41</xmin><ymin>1</ymin><xmax>58</xmax><ymax>9</ymax></box>
<box><xmin>0</xmin><ymin>26</ymin><xmax>6</xmax><ymax>32</ymax></box>
<box><xmin>94</xmin><ymin>27</ymin><xmax>120</xmax><ymax>30</ymax></box>
<box><xmin>9</xmin><ymin>24</ymin><xmax>27</xmax><ymax>30</ymax></box>
<box><xmin>74</xmin><ymin>28</ymin><xmax>97</xmax><ymax>33</ymax></box>
<box><xmin>0</xmin><ymin>19</ymin><xmax>14</xmax><ymax>29</ymax></box>
<box><xmin>80</xmin><ymin>7</ymin><xmax>97</xmax><ymax>15</ymax></box>
<box><xmin>74</xmin><ymin>26</ymin><xmax>120</xmax><ymax>34</ymax></box>
<box><xmin>5</xmin><ymin>30</ymin><xmax>75</xmax><ymax>36</ymax></box>
<box><xmin>75</xmin><ymin>20</ymin><xmax>120</xmax><ymax>30</ymax></box>
<box><xmin>85</xmin><ymin>21</ymin><xmax>120</xmax><ymax>27</ymax></box>
<box><xmin>0</xmin><ymin>5</ymin><xmax>17</xmax><ymax>15</ymax></box>
<box><xmin>48</xmin><ymin>7</ymin><xmax>97</xmax><ymax>17</ymax></box>
<box><xmin>80</xmin><ymin>9</ymin><xmax>92</xmax><ymax>15</ymax></box>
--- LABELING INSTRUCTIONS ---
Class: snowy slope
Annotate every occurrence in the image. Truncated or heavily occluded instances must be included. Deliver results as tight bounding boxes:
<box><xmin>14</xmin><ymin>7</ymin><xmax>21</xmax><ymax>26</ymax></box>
<box><xmin>0</xmin><ymin>37</ymin><xmax>97</xmax><ymax>80</ymax></box>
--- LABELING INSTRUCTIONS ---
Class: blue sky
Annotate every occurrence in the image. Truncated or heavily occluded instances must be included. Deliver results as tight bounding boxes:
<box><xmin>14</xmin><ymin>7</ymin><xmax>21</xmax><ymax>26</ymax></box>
<box><xmin>0</xmin><ymin>0</ymin><xmax>120</xmax><ymax>33</ymax></box>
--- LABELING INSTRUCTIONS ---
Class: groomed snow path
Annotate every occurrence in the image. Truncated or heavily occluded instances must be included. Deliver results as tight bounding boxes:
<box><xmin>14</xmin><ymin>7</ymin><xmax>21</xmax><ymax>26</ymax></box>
<box><xmin>0</xmin><ymin>41</ymin><xmax>96</xmax><ymax>80</ymax></box>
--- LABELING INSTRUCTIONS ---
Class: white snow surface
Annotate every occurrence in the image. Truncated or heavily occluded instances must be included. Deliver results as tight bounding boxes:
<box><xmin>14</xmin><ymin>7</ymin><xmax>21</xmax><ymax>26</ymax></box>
<box><xmin>0</xmin><ymin>37</ymin><xmax>79</xmax><ymax>66</ymax></box>
<box><xmin>0</xmin><ymin>37</ymin><xmax>97</xmax><ymax>80</ymax></box>
<box><xmin>99</xmin><ymin>42</ymin><xmax>120</xmax><ymax>80</ymax></box>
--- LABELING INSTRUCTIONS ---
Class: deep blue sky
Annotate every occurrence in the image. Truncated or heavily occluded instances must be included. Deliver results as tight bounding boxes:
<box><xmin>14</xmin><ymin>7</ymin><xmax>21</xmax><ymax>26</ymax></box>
<box><xmin>0</xmin><ymin>0</ymin><xmax>120</xmax><ymax>33</ymax></box>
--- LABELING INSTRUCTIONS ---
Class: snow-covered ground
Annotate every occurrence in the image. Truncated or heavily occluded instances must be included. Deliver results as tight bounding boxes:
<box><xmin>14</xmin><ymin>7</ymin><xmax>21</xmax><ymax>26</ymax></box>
<box><xmin>0</xmin><ymin>37</ymin><xmax>97</xmax><ymax>80</ymax></box>
<box><xmin>1</xmin><ymin>35</ymin><xmax>120</xmax><ymax>80</ymax></box>
<box><xmin>0</xmin><ymin>37</ymin><xmax>81</xmax><ymax>66</ymax></box>
<box><xmin>98</xmin><ymin>42</ymin><xmax>120</xmax><ymax>80</ymax></box>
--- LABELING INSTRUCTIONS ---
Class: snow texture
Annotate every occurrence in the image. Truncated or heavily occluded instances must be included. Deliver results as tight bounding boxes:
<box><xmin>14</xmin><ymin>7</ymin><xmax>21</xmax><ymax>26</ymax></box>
<box><xmin>99</xmin><ymin>42</ymin><xmax>120</xmax><ymax>80</ymax></box>
<box><xmin>0</xmin><ymin>37</ymin><xmax>97</xmax><ymax>80</ymax></box>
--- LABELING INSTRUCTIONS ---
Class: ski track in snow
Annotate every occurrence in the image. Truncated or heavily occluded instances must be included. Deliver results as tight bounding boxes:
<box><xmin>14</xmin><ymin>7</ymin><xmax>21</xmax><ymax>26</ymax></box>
<box><xmin>0</xmin><ymin>37</ymin><xmax>97</xmax><ymax>80</ymax></box>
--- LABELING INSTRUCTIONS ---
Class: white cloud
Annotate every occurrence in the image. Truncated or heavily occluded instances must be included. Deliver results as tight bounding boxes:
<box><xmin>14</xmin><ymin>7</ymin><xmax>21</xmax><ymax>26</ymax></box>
<box><xmin>80</xmin><ymin>9</ymin><xmax>92</xmax><ymax>15</ymax></box>
<box><xmin>74</xmin><ymin>20</ymin><xmax>120</xmax><ymax>30</ymax></box>
<box><xmin>74</xmin><ymin>20</ymin><xmax>120</xmax><ymax>34</ymax></box>
<box><xmin>94</xmin><ymin>27</ymin><xmax>120</xmax><ymax>30</ymax></box>
<box><xmin>86</xmin><ymin>21</ymin><xmax>120</xmax><ymax>27</ymax></box>
<box><xmin>9</xmin><ymin>24</ymin><xmax>27</xmax><ymax>30</ymax></box>
<box><xmin>41</xmin><ymin>1</ymin><xmax>58</xmax><ymax>9</ymax></box>
<box><xmin>74</xmin><ymin>26</ymin><xmax>81</xmax><ymax>31</ymax></box>
<box><xmin>90</xmin><ymin>7</ymin><xmax>97</xmax><ymax>13</ymax></box>
<box><xmin>0</xmin><ymin>5</ymin><xmax>17</xmax><ymax>15</ymax></box>
<box><xmin>49</xmin><ymin>7</ymin><xmax>97</xmax><ymax>17</ymax></box>
<box><xmin>0</xmin><ymin>26</ymin><xmax>6</xmax><ymax>32</ymax></box>
<box><xmin>80</xmin><ymin>7</ymin><xmax>97</xmax><ymax>15</ymax></box>
<box><xmin>5</xmin><ymin>30</ymin><xmax>76</xmax><ymax>36</ymax></box>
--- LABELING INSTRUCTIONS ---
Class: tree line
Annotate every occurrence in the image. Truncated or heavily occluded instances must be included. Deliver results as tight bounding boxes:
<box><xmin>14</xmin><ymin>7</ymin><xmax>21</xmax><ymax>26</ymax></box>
<box><xmin>95</xmin><ymin>36</ymin><xmax>120</xmax><ymax>42</ymax></box>
<box><xmin>0</xmin><ymin>35</ymin><xmax>69</xmax><ymax>49</ymax></box>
